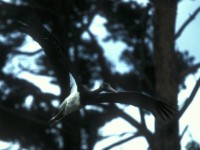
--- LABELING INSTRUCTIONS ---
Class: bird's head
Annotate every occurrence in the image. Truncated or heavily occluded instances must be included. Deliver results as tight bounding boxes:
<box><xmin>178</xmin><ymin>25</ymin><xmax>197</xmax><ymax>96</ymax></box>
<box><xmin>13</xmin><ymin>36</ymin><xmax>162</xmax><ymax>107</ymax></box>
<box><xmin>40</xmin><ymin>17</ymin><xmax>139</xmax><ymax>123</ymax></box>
<box><xmin>100</xmin><ymin>82</ymin><xmax>117</xmax><ymax>93</ymax></box>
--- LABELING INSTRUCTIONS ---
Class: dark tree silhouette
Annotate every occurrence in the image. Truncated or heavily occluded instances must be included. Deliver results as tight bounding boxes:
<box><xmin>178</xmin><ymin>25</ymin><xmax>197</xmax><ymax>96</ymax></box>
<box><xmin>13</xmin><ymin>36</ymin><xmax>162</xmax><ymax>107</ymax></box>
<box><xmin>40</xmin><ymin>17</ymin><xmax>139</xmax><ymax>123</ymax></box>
<box><xmin>0</xmin><ymin>0</ymin><xmax>200</xmax><ymax>149</ymax></box>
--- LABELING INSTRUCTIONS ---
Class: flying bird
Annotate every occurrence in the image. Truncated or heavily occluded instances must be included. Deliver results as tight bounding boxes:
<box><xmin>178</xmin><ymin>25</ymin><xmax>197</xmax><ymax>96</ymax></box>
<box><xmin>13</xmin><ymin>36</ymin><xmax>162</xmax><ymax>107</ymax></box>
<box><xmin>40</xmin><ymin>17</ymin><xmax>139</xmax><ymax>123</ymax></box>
<box><xmin>19</xmin><ymin>13</ymin><xmax>177</xmax><ymax>127</ymax></box>
<box><xmin>49</xmin><ymin>74</ymin><xmax>117</xmax><ymax>126</ymax></box>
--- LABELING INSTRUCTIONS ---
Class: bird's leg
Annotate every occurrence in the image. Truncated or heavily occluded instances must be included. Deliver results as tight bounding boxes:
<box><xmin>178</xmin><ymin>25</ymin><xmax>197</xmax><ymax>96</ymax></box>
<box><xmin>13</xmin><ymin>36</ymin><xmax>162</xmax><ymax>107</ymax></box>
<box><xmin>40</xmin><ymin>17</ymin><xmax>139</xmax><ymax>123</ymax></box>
<box><xmin>49</xmin><ymin>110</ymin><xmax>64</xmax><ymax>127</ymax></box>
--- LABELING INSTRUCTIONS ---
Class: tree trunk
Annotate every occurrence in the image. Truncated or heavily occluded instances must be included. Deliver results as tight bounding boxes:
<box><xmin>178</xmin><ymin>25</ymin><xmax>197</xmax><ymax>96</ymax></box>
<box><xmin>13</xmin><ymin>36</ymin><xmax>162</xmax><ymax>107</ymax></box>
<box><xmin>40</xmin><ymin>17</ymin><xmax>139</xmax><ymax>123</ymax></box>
<box><xmin>153</xmin><ymin>0</ymin><xmax>180</xmax><ymax>150</ymax></box>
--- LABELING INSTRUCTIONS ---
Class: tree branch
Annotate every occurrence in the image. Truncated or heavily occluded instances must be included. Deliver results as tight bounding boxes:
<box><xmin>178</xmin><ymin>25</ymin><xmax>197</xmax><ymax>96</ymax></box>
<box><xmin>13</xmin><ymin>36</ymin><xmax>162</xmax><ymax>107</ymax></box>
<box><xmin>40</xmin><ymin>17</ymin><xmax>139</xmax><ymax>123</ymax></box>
<box><xmin>0</xmin><ymin>103</ymin><xmax>48</xmax><ymax>126</ymax></box>
<box><xmin>179</xmin><ymin>63</ymin><xmax>200</xmax><ymax>80</ymax></box>
<box><xmin>100</xmin><ymin>131</ymin><xmax>136</xmax><ymax>139</ymax></box>
<box><xmin>0</xmin><ymin>1</ymin><xmax>58</xmax><ymax>18</ymax></box>
<box><xmin>139</xmin><ymin>108</ymin><xmax>148</xmax><ymax>132</ymax></box>
<box><xmin>0</xmin><ymin>103</ymin><xmax>73</xmax><ymax>135</ymax></box>
<box><xmin>11</xmin><ymin>49</ymin><xmax>42</xmax><ymax>56</ymax></box>
<box><xmin>179</xmin><ymin>125</ymin><xmax>188</xmax><ymax>142</ymax></box>
<box><xmin>104</xmin><ymin>132</ymin><xmax>141</xmax><ymax>150</ymax></box>
<box><xmin>179</xmin><ymin>77</ymin><xmax>200</xmax><ymax>118</ymax></box>
<box><xmin>18</xmin><ymin>63</ymin><xmax>43</xmax><ymax>76</ymax></box>
<box><xmin>87</xmin><ymin>29</ymin><xmax>113</xmax><ymax>82</ymax></box>
<box><xmin>113</xmin><ymin>105</ymin><xmax>153</xmax><ymax>145</ymax></box>
<box><xmin>175</xmin><ymin>6</ymin><xmax>200</xmax><ymax>39</ymax></box>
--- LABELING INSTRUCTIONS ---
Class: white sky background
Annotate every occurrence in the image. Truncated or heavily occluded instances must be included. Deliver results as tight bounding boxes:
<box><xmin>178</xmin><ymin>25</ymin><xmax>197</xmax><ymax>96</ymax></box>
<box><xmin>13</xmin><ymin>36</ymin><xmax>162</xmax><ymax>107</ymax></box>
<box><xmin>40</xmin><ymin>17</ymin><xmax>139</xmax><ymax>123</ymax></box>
<box><xmin>176</xmin><ymin>0</ymin><xmax>200</xmax><ymax>149</ymax></box>
<box><xmin>1</xmin><ymin>0</ymin><xmax>200</xmax><ymax>149</ymax></box>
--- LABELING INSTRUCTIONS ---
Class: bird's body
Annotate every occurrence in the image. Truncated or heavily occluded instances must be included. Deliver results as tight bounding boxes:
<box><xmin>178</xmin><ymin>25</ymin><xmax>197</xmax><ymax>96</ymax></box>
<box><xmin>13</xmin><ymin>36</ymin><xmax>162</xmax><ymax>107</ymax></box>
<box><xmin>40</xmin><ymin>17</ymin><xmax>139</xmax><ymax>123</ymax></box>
<box><xmin>59</xmin><ymin>91</ymin><xmax>81</xmax><ymax>116</ymax></box>
<box><xmin>49</xmin><ymin>82</ymin><xmax>117</xmax><ymax>126</ymax></box>
<box><xmin>49</xmin><ymin>90</ymin><xmax>81</xmax><ymax>126</ymax></box>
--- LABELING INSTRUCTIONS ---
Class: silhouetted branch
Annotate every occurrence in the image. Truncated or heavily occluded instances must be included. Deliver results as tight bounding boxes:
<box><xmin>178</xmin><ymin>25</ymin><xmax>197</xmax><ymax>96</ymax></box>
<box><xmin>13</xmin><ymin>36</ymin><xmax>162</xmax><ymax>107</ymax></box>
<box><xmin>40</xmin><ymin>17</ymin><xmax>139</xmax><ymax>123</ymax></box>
<box><xmin>0</xmin><ymin>103</ymin><xmax>48</xmax><ymax>126</ymax></box>
<box><xmin>137</xmin><ymin>3</ymin><xmax>154</xmax><ymax>91</ymax></box>
<box><xmin>113</xmin><ymin>105</ymin><xmax>153</xmax><ymax>144</ymax></box>
<box><xmin>179</xmin><ymin>63</ymin><xmax>200</xmax><ymax>80</ymax></box>
<box><xmin>179</xmin><ymin>77</ymin><xmax>200</xmax><ymax>118</ymax></box>
<box><xmin>180</xmin><ymin>125</ymin><xmax>188</xmax><ymax>142</ymax></box>
<box><xmin>12</xmin><ymin>49</ymin><xmax>42</xmax><ymax>55</ymax></box>
<box><xmin>97</xmin><ymin>103</ymin><xmax>153</xmax><ymax>143</ymax></box>
<box><xmin>137</xmin><ymin>5</ymin><xmax>153</xmax><ymax>133</ymax></box>
<box><xmin>0</xmin><ymin>103</ymin><xmax>74</xmax><ymax>135</ymax></box>
<box><xmin>0</xmin><ymin>1</ymin><xmax>58</xmax><ymax>18</ymax></box>
<box><xmin>104</xmin><ymin>132</ymin><xmax>141</xmax><ymax>150</ymax></box>
<box><xmin>87</xmin><ymin>30</ymin><xmax>113</xmax><ymax>82</ymax></box>
<box><xmin>175</xmin><ymin>6</ymin><xmax>200</xmax><ymax>39</ymax></box>
<box><xmin>139</xmin><ymin>108</ymin><xmax>148</xmax><ymax>131</ymax></box>
<box><xmin>100</xmin><ymin>131</ymin><xmax>136</xmax><ymax>140</ymax></box>
<box><xmin>1</xmin><ymin>72</ymin><xmax>42</xmax><ymax>93</ymax></box>
<box><xmin>18</xmin><ymin>63</ymin><xmax>42</xmax><ymax>75</ymax></box>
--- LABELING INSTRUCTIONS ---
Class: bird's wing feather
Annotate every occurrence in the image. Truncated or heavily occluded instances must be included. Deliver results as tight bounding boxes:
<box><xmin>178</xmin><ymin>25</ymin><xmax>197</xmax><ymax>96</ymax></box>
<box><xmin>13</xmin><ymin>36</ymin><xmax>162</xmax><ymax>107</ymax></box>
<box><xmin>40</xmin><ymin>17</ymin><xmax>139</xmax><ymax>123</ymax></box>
<box><xmin>18</xmin><ymin>12</ymin><xmax>81</xmax><ymax>93</ymax></box>
<box><xmin>19</xmin><ymin>14</ymin><xmax>71</xmax><ymax>90</ymax></box>
<box><xmin>86</xmin><ymin>91</ymin><xmax>177</xmax><ymax>120</ymax></box>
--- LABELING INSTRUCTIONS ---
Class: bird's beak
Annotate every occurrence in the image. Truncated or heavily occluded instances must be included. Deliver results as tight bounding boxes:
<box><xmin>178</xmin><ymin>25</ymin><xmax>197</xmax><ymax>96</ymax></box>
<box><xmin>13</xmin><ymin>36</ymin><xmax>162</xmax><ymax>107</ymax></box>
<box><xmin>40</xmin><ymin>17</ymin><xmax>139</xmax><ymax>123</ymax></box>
<box><xmin>107</xmin><ymin>86</ymin><xmax>117</xmax><ymax>93</ymax></box>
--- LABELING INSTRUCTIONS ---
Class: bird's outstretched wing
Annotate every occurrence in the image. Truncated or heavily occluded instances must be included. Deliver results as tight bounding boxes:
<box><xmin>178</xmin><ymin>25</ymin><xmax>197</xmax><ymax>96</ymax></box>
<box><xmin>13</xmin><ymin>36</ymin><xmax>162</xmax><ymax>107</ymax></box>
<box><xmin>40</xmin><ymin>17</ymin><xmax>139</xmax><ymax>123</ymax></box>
<box><xmin>86</xmin><ymin>91</ymin><xmax>177</xmax><ymax>120</ymax></box>
<box><xmin>18</xmin><ymin>12</ymin><xmax>81</xmax><ymax>93</ymax></box>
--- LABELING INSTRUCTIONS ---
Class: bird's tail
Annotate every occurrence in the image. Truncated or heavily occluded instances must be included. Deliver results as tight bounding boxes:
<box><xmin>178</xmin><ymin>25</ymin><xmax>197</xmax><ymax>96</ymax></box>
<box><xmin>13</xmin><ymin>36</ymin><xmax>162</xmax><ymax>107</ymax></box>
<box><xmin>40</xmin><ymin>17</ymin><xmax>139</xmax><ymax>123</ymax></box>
<box><xmin>49</xmin><ymin>110</ymin><xmax>64</xmax><ymax>127</ymax></box>
<box><xmin>153</xmin><ymin>100</ymin><xmax>178</xmax><ymax>120</ymax></box>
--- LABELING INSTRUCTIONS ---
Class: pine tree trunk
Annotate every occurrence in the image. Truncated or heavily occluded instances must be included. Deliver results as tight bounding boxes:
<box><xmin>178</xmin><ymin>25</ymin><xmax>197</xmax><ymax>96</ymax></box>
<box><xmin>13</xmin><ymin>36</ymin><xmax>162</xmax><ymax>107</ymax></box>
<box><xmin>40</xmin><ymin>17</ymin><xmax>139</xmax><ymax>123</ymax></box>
<box><xmin>153</xmin><ymin>0</ymin><xmax>180</xmax><ymax>150</ymax></box>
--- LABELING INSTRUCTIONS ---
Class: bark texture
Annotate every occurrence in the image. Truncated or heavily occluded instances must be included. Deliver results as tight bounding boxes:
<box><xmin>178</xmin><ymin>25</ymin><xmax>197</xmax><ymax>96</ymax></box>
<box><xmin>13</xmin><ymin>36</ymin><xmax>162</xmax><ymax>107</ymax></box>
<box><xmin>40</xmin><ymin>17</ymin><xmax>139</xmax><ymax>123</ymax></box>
<box><xmin>153</xmin><ymin>0</ymin><xmax>180</xmax><ymax>150</ymax></box>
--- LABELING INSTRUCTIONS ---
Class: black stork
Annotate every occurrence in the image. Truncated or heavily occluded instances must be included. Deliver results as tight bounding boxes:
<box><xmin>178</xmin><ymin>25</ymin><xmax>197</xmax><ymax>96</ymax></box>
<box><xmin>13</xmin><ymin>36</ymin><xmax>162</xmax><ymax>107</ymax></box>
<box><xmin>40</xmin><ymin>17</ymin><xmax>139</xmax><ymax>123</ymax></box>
<box><xmin>19</xmin><ymin>13</ymin><xmax>177</xmax><ymax>127</ymax></box>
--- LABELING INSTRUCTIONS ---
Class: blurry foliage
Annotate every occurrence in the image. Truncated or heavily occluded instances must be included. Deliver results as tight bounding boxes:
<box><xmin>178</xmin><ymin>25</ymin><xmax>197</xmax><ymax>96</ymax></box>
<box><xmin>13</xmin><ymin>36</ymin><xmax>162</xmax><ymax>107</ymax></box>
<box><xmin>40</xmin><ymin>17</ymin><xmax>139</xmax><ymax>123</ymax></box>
<box><xmin>186</xmin><ymin>141</ymin><xmax>200</xmax><ymax>150</ymax></box>
<box><xmin>0</xmin><ymin>0</ymin><xmax>197</xmax><ymax>149</ymax></box>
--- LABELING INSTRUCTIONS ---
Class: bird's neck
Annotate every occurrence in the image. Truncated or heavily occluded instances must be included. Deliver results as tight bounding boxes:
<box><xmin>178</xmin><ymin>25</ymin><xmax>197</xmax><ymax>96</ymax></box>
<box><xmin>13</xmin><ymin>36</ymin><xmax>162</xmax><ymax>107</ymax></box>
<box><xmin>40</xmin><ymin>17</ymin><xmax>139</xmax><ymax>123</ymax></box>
<box><xmin>91</xmin><ymin>87</ymin><xmax>102</xmax><ymax>95</ymax></box>
<box><xmin>80</xmin><ymin>87</ymin><xmax>102</xmax><ymax>105</ymax></box>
